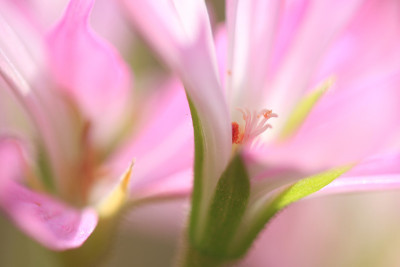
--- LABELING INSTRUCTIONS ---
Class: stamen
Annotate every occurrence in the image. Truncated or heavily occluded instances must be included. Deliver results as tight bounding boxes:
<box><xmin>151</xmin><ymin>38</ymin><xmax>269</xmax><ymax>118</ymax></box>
<box><xmin>232</xmin><ymin>108</ymin><xmax>277</xmax><ymax>145</ymax></box>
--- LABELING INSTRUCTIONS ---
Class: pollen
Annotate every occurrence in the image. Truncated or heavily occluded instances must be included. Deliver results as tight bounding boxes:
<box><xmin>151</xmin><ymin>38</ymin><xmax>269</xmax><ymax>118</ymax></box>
<box><xmin>232</xmin><ymin>108</ymin><xmax>277</xmax><ymax>145</ymax></box>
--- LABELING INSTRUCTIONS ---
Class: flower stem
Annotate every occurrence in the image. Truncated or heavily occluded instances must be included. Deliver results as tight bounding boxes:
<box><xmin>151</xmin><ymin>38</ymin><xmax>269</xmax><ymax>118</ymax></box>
<box><xmin>177</xmin><ymin>239</ymin><xmax>227</xmax><ymax>267</ymax></box>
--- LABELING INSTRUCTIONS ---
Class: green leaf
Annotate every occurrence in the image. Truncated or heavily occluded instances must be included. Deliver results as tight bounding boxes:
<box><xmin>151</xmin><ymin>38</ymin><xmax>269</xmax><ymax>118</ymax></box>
<box><xmin>199</xmin><ymin>154</ymin><xmax>250</xmax><ymax>258</ymax></box>
<box><xmin>273</xmin><ymin>166</ymin><xmax>350</xmax><ymax>209</ymax></box>
<box><xmin>231</xmin><ymin>166</ymin><xmax>351</xmax><ymax>257</ymax></box>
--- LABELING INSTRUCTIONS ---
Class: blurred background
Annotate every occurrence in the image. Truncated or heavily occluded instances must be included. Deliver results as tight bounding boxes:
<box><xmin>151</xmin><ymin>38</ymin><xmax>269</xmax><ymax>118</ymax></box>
<box><xmin>2</xmin><ymin>192</ymin><xmax>400</xmax><ymax>267</ymax></box>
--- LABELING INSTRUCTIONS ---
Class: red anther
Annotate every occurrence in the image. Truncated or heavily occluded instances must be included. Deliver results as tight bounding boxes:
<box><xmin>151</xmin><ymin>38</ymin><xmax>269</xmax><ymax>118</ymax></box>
<box><xmin>232</xmin><ymin>122</ymin><xmax>241</xmax><ymax>144</ymax></box>
<box><xmin>263</xmin><ymin>110</ymin><xmax>272</xmax><ymax>118</ymax></box>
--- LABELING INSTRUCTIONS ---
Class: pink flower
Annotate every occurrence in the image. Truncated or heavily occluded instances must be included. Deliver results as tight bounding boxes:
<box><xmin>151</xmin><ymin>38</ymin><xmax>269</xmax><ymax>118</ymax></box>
<box><xmin>121</xmin><ymin>0</ymin><xmax>400</xmax><ymax>259</ymax></box>
<box><xmin>0</xmin><ymin>0</ymin><xmax>192</xmax><ymax>250</ymax></box>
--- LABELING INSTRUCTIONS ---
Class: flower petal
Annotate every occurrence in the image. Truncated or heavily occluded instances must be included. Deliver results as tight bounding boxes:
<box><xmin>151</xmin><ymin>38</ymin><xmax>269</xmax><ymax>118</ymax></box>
<box><xmin>0</xmin><ymin>184</ymin><xmax>98</xmax><ymax>251</ymax></box>
<box><xmin>0</xmin><ymin>2</ymin><xmax>45</xmax><ymax>96</ymax></box>
<box><xmin>121</xmin><ymin>0</ymin><xmax>231</xmax><ymax>160</ymax></box>
<box><xmin>226</xmin><ymin>0</ymin><xmax>283</xmax><ymax>110</ymax></box>
<box><xmin>4</xmin><ymin>0</ymin><xmax>67</xmax><ymax>31</ymax></box>
<box><xmin>89</xmin><ymin>0</ymin><xmax>134</xmax><ymax>54</ymax></box>
<box><xmin>251</xmin><ymin>0</ymin><xmax>400</xmax><ymax>171</ymax></box>
<box><xmin>316</xmin><ymin>153</ymin><xmax>400</xmax><ymax>196</ymax></box>
<box><xmin>47</xmin><ymin>0</ymin><xmax>132</xmax><ymax>146</ymax></box>
<box><xmin>8</xmin><ymin>0</ymin><xmax>132</xmax><ymax>53</ymax></box>
<box><xmin>0</xmin><ymin>139</ymin><xmax>98</xmax><ymax>250</ymax></box>
<box><xmin>0</xmin><ymin>138</ymin><xmax>27</xmax><ymax>186</ymax></box>
<box><xmin>263</xmin><ymin>0</ymin><xmax>363</xmax><ymax>124</ymax></box>
<box><xmin>0</xmin><ymin>4</ymin><xmax>83</xmax><ymax>192</ymax></box>
<box><xmin>122</xmin><ymin>0</ymin><xmax>232</xmax><ymax>225</ymax></box>
<box><xmin>214</xmin><ymin>25</ymin><xmax>228</xmax><ymax>92</ymax></box>
<box><xmin>312</xmin><ymin>0</ymin><xmax>400</xmax><ymax>90</ymax></box>
<box><xmin>120</xmin><ymin>0</ymin><xmax>211</xmax><ymax>68</ymax></box>
<box><xmin>262</xmin><ymin>73</ymin><xmax>400</xmax><ymax>171</ymax></box>
<box><xmin>107</xmin><ymin>79</ymin><xmax>193</xmax><ymax>198</ymax></box>
<box><xmin>133</xmin><ymin>169</ymin><xmax>193</xmax><ymax>201</ymax></box>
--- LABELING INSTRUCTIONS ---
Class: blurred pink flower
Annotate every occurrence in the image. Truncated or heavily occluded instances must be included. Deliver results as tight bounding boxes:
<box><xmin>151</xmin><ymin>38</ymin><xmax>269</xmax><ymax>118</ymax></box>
<box><xmin>0</xmin><ymin>0</ymin><xmax>192</xmax><ymax>250</ymax></box>
<box><xmin>121</xmin><ymin>0</ymin><xmax>400</xmax><ymax>256</ymax></box>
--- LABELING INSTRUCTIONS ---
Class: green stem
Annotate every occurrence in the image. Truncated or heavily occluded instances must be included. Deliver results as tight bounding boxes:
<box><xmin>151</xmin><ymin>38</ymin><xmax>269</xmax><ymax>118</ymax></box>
<box><xmin>177</xmin><ymin>239</ymin><xmax>227</xmax><ymax>267</ymax></box>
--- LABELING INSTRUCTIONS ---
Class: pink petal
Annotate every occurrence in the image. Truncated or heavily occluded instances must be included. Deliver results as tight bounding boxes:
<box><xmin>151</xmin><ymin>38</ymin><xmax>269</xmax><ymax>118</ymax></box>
<box><xmin>120</xmin><ymin>0</ymin><xmax>212</xmax><ymax>69</ymax></box>
<box><xmin>0</xmin><ymin>138</ymin><xmax>27</xmax><ymax>186</ymax></box>
<box><xmin>315</xmin><ymin>153</ymin><xmax>400</xmax><ymax>196</ymax></box>
<box><xmin>89</xmin><ymin>0</ymin><xmax>134</xmax><ymax>54</ymax></box>
<box><xmin>261</xmin><ymin>72</ymin><xmax>400</xmax><ymax>171</ymax></box>
<box><xmin>214</xmin><ymin>25</ymin><xmax>228</xmax><ymax>92</ymax></box>
<box><xmin>108</xmin><ymin>79</ymin><xmax>193</xmax><ymax>198</ymax></box>
<box><xmin>0</xmin><ymin>139</ymin><xmax>98</xmax><ymax>250</ymax></box>
<box><xmin>121</xmin><ymin>0</ymin><xmax>232</xmax><ymax>200</ymax></box>
<box><xmin>3</xmin><ymin>0</ymin><xmax>68</xmax><ymax>33</ymax></box>
<box><xmin>263</xmin><ymin>0</ymin><xmax>363</xmax><ymax>122</ymax></box>
<box><xmin>0</xmin><ymin>2</ymin><xmax>46</xmax><ymax>95</ymax></box>
<box><xmin>0</xmin><ymin>2</ymin><xmax>84</xmax><ymax>189</ymax></box>
<box><xmin>250</xmin><ymin>0</ymin><xmax>400</xmax><ymax>171</ymax></box>
<box><xmin>312</xmin><ymin>0</ymin><xmax>400</xmax><ymax>90</ymax></box>
<box><xmin>266</xmin><ymin>0</ymin><xmax>310</xmax><ymax>79</ymax></box>
<box><xmin>0</xmin><ymin>184</ymin><xmax>98</xmax><ymax>250</ymax></box>
<box><xmin>7</xmin><ymin>0</ymin><xmax>132</xmax><ymax>53</ymax></box>
<box><xmin>133</xmin><ymin>169</ymin><xmax>193</xmax><ymax>201</ymax></box>
<box><xmin>121</xmin><ymin>0</ymin><xmax>230</xmax><ymax>144</ymax></box>
<box><xmin>47</xmin><ymin>0</ymin><xmax>132</xmax><ymax>146</ymax></box>
<box><xmin>226</xmin><ymin>0</ymin><xmax>283</xmax><ymax>110</ymax></box>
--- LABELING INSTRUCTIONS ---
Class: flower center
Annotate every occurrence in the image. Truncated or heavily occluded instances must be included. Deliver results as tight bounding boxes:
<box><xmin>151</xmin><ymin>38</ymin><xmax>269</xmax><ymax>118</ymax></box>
<box><xmin>232</xmin><ymin>108</ymin><xmax>277</xmax><ymax>145</ymax></box>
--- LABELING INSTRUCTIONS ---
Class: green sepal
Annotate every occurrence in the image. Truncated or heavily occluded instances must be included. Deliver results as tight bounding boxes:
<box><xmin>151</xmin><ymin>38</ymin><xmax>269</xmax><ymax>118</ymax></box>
<box><xmin>198</xmin><ymin>154</ymin><xmax>250</xmax><ymax>258</ymax></box>
<box><xmin>230</xmin><ymin>166</ymin><xmax>351</xmax><ymax>257</ymax></box>
<box><xmin>187</xmin><ymin>97</ymin><xmax>205</xmax><ymax>244</ymax></box>
<box><xmin>186</xmin><ymin>95</ymin><xmax>251</xmax><ymax>260</ymax></box>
